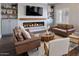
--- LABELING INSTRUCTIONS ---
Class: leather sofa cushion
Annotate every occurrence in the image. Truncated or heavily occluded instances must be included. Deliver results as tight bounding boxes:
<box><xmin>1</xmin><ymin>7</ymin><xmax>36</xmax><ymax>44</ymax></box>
<box><xmin>53</xmin><ymin>28</ymin><xmax>75</xmax><ymax>32</ymax></box>
<box><xmin>19</xmin><ymin>25</ymin><xmax>31</xmax><ymax>39</ymax></box>
<box><xmin>56</xmin><ymin>24</ymin><xmax>74</xmax><ymax>29</ymax></box>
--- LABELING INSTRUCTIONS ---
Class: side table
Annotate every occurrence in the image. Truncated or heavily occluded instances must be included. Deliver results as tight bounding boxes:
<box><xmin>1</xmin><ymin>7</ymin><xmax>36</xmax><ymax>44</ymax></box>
<box><xmin>69</xmin><ymin>34</ymin><xmax>79</xmax><ymax>44</ymax></box>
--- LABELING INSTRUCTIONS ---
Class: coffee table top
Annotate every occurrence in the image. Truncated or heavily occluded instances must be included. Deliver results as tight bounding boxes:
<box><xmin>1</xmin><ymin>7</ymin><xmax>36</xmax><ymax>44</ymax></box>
<box><xmin>41</xmin><ymin>33</ymin><xmax>54</xmax><ymax>37</ymax></box>
<box><xmin>33</xmin><ymin>31</ymin><xmax>65</xmax><ymax>40</ymax></box>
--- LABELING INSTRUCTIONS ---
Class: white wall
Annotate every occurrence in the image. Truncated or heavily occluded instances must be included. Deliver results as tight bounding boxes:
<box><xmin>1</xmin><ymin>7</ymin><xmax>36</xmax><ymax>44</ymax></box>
<box><xmin>0</xmin><ymin>3</ymin><xmax>1</xmax><ymax>38</ymax></box>
<box><xmin>18</xmin><ymin>3</ymin><xmax>48</xmax><ymax>18</ymax></box>
<box><xmin>17</xmin><ymin>3</ymin><xmax>52</xmax><ymax>32</ymax></box>
<box><xmin>54</xmin><ymin>3</ymin><xmax>79</xmax><ymax>31</ymax></box>
<box><xmin>18</xmin><ymin>3</ymin><xmax>49</xmax><ymax>26</ymax></box>
<box><xmin>18</xmin><ymin>3</ymin><xmax>54</xmax><ymax>26</ymax></box>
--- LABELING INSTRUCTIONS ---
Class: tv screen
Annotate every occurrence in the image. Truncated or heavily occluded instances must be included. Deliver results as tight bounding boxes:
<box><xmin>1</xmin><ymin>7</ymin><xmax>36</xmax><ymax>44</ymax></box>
<box><xmin>26</xmin><ymin>6</ymin><xmax>43</xmax><ymax>16</ymax></box>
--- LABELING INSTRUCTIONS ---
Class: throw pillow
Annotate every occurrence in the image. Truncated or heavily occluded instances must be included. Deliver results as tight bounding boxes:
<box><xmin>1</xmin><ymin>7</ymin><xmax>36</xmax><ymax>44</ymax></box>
<box><xmin>13</xmin><ymin>27</ymin><xmax>24</xmax><ymax>42</ymax></box>
<box><xmin>25</xmin><ymin>29</ymin><xmax>32</xmax><ymax>36</ymax></box>
<box><xmin>22</xmin><ymin>30</ymin><xmax>31</xmax><ymax>39</ymax></box>
<box><xmin>19</xmin><ymin>25</ymin><xmax>31</xmax><ymax>39</ymax></box>
<box><xmin>16</xmin><ymin>31</ymin><xmax>24</xmax><ymax>41</ymax></box>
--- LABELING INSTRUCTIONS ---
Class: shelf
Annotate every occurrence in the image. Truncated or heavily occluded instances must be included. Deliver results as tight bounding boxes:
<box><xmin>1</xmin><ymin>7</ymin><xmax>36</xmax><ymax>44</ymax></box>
<box><xmin>1</xmin><ymin>3</ymin><xmax>17</xmax><ymax>19</ymax></box>
<box><xmin>1</xmin><ymin>8</ymin><xmax>17</xmax><ymax>10</ymax></box>
<box><xmin>1</xmin><ymin>17</ymin><xmax>17</xmax><ymax>19</ymax></box>
<box><xmin>18</xmin><ymin>18</ymin><xmax>47</xmax><ymax>20</ymax></box>
<box><xmin>1</xmin><ymin>14</ymin><xmax>16</xmax><ymax>15</ymax></box>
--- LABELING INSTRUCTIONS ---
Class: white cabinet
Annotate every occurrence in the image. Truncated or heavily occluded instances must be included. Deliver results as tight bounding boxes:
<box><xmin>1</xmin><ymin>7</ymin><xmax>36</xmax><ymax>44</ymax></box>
<box><xmin>1</xmin><ymin>19</ymin><xmax>17</xmax><ymax>35</ymax></box>
<box><xmin>2</xmin><ymin>20</ymin><xmax>11</xmax><ymax>35</ymax></box>
<box><xmin>10</xmin><ymin>20</ymin><xmax>18</xmax><ymax>33</ymax></box>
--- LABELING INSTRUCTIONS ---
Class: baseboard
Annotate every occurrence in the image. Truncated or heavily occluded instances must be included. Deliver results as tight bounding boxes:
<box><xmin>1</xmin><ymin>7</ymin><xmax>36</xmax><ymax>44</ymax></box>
<box><xmin>2</xmin><ymin>34</ymin><xmax>13</xmax><ymax>38</ymax></box>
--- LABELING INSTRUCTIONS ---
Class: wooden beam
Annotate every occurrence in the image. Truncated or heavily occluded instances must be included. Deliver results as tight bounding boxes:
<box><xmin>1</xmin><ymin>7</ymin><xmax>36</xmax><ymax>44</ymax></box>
<box><xmin>18</xmin><ymin>18</ymin><xmax>47</xmax><ymax>20</ymax></box>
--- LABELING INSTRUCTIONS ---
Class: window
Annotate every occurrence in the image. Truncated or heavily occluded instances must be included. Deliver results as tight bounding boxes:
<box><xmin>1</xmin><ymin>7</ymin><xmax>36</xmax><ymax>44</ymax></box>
<box><xmin>56</xmin><ymin>8</ymin><xmax>69</xmax><ymax>24</ymax></box>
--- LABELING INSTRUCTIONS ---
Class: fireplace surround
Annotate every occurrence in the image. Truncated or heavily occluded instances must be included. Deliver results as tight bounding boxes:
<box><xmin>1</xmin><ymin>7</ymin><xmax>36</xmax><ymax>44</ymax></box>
<box><xmin>19</xmin><ymin>21</ymin><xmax>46</xmax><ymax>32</ymax></box>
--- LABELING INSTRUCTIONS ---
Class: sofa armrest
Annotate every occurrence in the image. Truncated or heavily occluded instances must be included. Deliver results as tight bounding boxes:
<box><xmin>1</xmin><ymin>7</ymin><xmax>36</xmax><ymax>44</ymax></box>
<box><xmin>14</xmin><ymin>37</ymin><xmax>41</xmax><ymax>46</ymax></box>
<box><xmin>14</xmin><ymin>36</ymin><xmax>41</xmax><ymax>55</ymax></box>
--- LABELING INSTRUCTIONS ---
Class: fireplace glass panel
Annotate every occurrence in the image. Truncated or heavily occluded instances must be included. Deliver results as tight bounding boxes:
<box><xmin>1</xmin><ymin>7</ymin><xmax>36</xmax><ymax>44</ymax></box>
<box><xmin>23</xmin><ymin>22</ymin><xmax>44</xmax><ymax>28</ymax></box>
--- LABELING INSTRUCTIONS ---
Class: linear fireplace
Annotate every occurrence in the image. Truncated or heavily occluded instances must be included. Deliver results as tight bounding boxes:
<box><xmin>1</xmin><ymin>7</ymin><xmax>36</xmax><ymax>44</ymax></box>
<box><xmin>23</xmin><ymin>22</ymin><xmax>44</xmax><ymax>28</ymax></box>
<box><xmin>17</xmin><ymin>20</ymin><xmax>47</xmax><ymax>32</ymax></box>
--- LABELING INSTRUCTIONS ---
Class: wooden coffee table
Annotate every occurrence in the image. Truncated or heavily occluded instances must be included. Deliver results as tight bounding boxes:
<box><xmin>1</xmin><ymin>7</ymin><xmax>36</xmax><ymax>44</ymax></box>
<box><xmin>41</xmin><ymin>33</ymin><xmax>54</xmax><ymax>42</ymax></box>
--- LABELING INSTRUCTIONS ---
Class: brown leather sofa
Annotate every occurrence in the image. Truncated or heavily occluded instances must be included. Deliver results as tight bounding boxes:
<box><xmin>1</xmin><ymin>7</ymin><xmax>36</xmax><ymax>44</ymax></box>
<box><xmin>49</xmin><ymin>24</ymin><xmax>75</xmax><ymax>37</ymax></box>
<box><xmin>13</xmin><ymin>27</ymin><xmax>41</xmax><ymax>55</ymax></box>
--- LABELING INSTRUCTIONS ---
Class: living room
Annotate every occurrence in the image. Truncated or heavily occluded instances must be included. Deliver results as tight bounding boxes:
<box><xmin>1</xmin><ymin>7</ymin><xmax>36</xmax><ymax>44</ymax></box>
<box><xmin>0</xmin><ymin>3</ymin><xmax>79</xmax><ymax>56</ymax></box>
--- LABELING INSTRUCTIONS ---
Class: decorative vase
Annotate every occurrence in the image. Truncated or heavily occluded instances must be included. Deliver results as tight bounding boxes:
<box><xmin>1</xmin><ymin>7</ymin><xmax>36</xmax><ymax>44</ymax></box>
<box><xmin>46</xmin><ymin>29</ymin><xmax>49</xmax><ymax>35</ymax></box>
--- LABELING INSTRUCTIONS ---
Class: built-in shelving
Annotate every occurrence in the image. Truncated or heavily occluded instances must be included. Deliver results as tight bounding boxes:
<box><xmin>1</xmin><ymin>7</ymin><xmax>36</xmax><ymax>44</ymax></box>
<box><xmin>1</xmin><ymin>3</ymin><xmax>18</xmax><ymax>19</ymax></box>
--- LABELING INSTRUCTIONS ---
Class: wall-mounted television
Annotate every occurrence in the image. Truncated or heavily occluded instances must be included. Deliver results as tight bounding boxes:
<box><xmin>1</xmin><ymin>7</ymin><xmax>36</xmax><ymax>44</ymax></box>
<box><xmin>26</xmin><ymin>6</ymin><xmax>43</xmax><ymax>16</ymax></box>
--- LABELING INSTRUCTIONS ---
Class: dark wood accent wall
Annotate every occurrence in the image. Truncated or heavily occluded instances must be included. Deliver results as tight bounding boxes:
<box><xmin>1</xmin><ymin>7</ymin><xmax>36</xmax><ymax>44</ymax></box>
<box><xmin>18</xmin><ymin>18</ymin><xmax>47</xmax><ymax>20</ymax></box>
